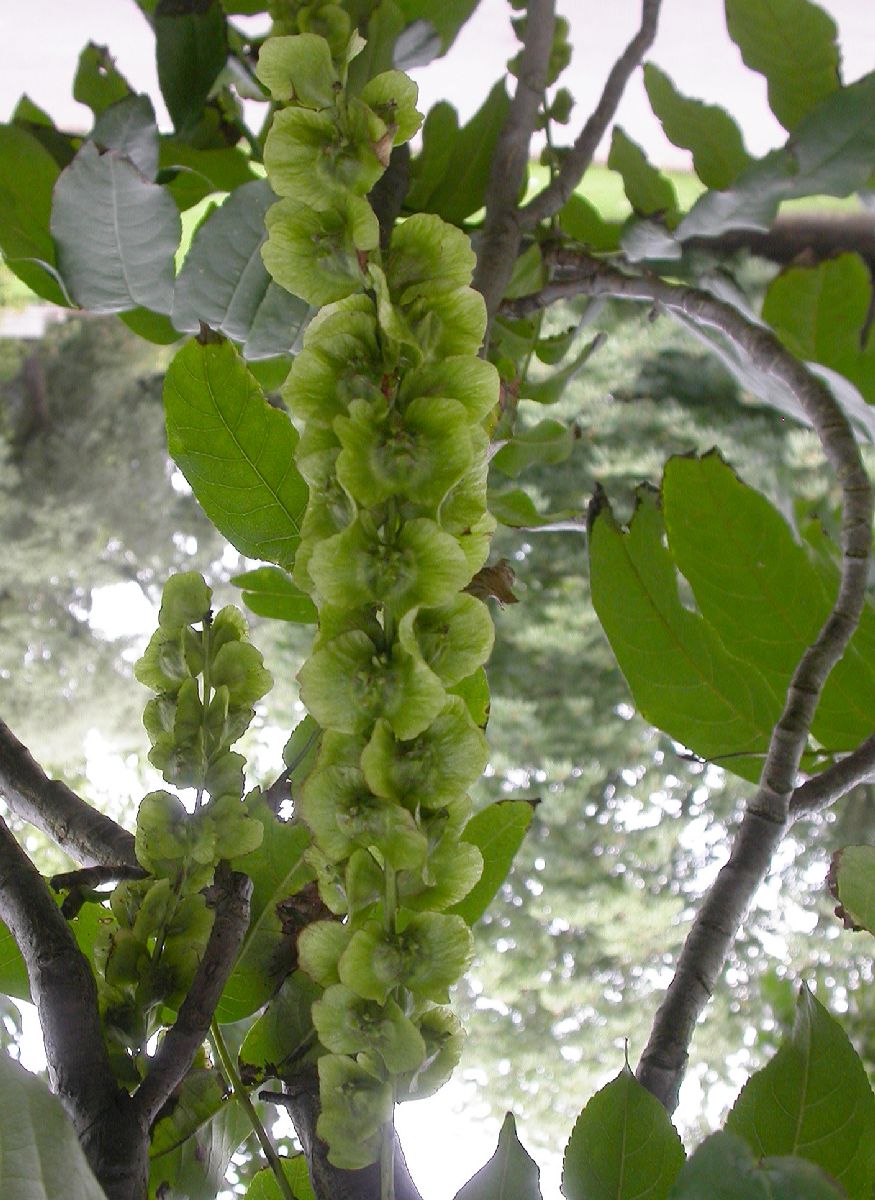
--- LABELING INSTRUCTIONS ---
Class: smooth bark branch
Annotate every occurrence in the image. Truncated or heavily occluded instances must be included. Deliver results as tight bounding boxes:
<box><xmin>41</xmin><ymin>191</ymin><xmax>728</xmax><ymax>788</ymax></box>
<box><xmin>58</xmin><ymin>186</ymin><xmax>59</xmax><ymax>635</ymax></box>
<box><xmin>505</xmin><ymin>255</ymin><xmax>873</xmax><ymax>1110</ymax></box>
<box><xmin>691</xmin><ymin>213</ymin><xmax>875</xmax><ymax>269</ymax></box>
<box><xmin>0</xmin><ymin>718</ymin><xmax>137</xmax><ymax>867</ymax></box>
<box><xmin>472</xmin><ymin>0</ymin><xmax>556</xmax><ymax>329</ymax></box>
<box><xmin>790</xmin><ymin>734</ymin><xmax>875</xmax><ymax>819</ymax></box>
<box><xmin>134</xmin><ymin>867</ymin><xmax>252</xmax><ymax>1125</ymax></box>
<box><xmin>263</xmin><ymin>1073</ymin><xmax>424</xmax><ymax>1200</ymax></box>
<box><xmin>519</xmin><ymin>0</ymin><xmax>662</xmax><ymax>231</ymax></box>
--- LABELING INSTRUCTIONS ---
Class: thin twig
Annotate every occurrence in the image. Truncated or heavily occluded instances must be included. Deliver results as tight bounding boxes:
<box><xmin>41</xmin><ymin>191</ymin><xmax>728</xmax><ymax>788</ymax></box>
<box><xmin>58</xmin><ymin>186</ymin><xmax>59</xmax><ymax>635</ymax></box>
<box><xmin>505</xmin><ymin>255</ymin><xmax>873</xmax><ymax>1110</ymax></box>
<box><xmin>790</xmin><ymin>734</ymin><xmax>875</xmax><ymax>819</ymax></box>
<box><xmin>0</xmin><ymin>718</ymin><xmax>137</xmax><ymax>867</ymax></box>
<box><xmin>519</xmin><ymin>0</ymin><xmax>663</xmax><ymax>231</ymax></box>
<box><xmin>134</xmin><ymin>866</ymin><xmax>252</xmax><ymax>1125</ymax></box>
<box><xmin>471</xmin><ymin>0</ymin><xmax>556</xmax><ymax>331</ymax></box>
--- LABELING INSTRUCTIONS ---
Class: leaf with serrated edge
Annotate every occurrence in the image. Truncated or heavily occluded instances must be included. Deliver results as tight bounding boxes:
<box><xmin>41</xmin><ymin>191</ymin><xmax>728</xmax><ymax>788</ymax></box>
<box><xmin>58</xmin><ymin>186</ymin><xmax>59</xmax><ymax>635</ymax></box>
<box><xmin>164</xmin><ymin>340</ymin><xmax>308</xmax><ymax>567</ymax></box>
<box><xmin>449</xmin><ymin>800</ymin><xmax>533</xmax><ymax>926</ymax></box>
<box><xmin>726</xmin><ymin>986</ymin><xmax>875</xmax><ymax>1200</ymax></box>
<box><xmin>562</xmin><ymin>1064</ymin><xmax>685</xmax><ymax>1200</ymax></box>
<box><xmin>454</xmin><ymin>1113</ymin><xmax>542</xmax><ymax>1200</ymax></box>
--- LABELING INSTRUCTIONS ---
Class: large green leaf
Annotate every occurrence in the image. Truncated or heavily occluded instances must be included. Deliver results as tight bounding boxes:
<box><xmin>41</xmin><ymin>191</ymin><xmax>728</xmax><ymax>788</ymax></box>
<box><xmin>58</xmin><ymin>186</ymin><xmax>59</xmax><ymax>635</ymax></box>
<box><xmin>562</xmin><ymin>1065</ymin><xmax>685</xmax><ymax>1200</ymax></box>
<box><xmin>661</xmin><ymin>453</ymin><xmax>875</xmax><ymax>754</ymax></box>
<box><xmin>238</xmin><ymin>971</ymin><xmax>321</xmax><ymax>1084</ymax></box>
<box><xmin>415</xmin><ymin>81</ymin><xmax>510</xmax><ymax>224</ymax></box>
<box><xmin>91</xmin><ymin>95</ymin><xmax>160</xmax><ymax>180</ymax></box>
<box><xmin>157</xmin><ymin>140</ymin><xmax>257</xmax><ymax>210</ymax></box>
<box><xmin>589</xmin><ymin>487</ymin><xmax>779</xmax><ymax>781</ymax></box>
<box><xmin>762</xmin><ymin>254</ymin><xmax>875</xmax><ymax>404</ymax></box>
<box><xmin>51</xmin><ymin>141</ymin><xmax>181</xmax><ymax>313</ymax></box>
<box><xmin>449</xmin><ymin>800</ymin><xmax>533</xmax><ymax>926</ymax></box>
<box><xmin>454</xmin><ymin>1113</ymin><xmax>542</xmax><ymax>1200</ymax></box>
<box><xmin>73</xmin><ymin>42</ymin><xmax>132</xmax><ymax>115</ymax></box>
<box><xmin>149</xmin><ymin>1087</ymin><xmax>252</xmax><ymax>1200</ymax></box>
<box><xmin>406</xmin><ymin>102</ymin><xmax>458</xmax><ymax>211</ymax></box>
<box><xmin>245</xmin><ymin>1158</ymin><xmax>314</xmax><ymax>1200</ymax></box>
<box><xmin>396</xmin><ymin>0</ymin><xmax>480</xmax><ymax>52</ymax></box>
<box><xmin>155</xmin><ymin>0</ymin><xmax>228</xmax><ymax>136</ymax></box>
<box><xmin>832</xmin><ymin>844</ymin><xmax>875</xmax><ymax>937</ymax></box>
<box><xmin>725</xmin><ymin>0</ymin><xmax>840</xmax><ymax>131</ymax></box>
<box><xmin>231</xmin><ymin>567</ymin><xmax>318</xmax><ymax>624</ymax></box>
<box><xmin>164</xmin><ymin>340</ymin><xmax>308</xmax><ymax>567</ymax></box>
<box><xmin>215</xmin><ymin>799</ymin><xmax>313</xmax><ymax>1022</ymax></box>
<box><xmin>173</xmin><ymin>178</ymin><xmax>313</xmax><ymax>358</ymax></box>
<box><xmin>678</xmin><ymin>70</ymin><xmax>875</xmax><ymax>239</ymax></box>
<box><xmin>668</xmin><ymin>1131</ymin><xmax>844</xmax><ymax>1199</ymax></box>
<box><xmin>149</xmin><ymin>1068</ymin><xmax>227</xmax><ymax>1161</ymax></box>
<box><xmin>0</xmin><ymin>1052</ymin><xmax>108</xmax><ymax>1200</ymax></box>
<box><xmin>643</xmin><ymin>64</ymin><xmax>752</xmax><ymax>190</ymax></box>
<box><xmin>607</xmin><ymin>127</ymin><xmax>679</xmax><ymax>224</ymax></box>
<box><xmin>0</xmin><ymin>124</ymin><xmax>67</xmax><ymax>304</ymax></box>
<box><xmin>726</xmin><ymin>987</ymin><xmax>875</xmax><ymax>1200</ymax></box>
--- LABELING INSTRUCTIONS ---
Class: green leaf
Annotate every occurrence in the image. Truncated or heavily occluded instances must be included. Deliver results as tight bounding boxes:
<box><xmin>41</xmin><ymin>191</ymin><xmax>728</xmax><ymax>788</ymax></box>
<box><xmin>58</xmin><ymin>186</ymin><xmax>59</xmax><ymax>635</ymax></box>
<box><xmin>643</xmin><ymin>63</ymin><xmax>752</xmax><ymax>190</ymax></box>
<box><xmin>725</xmin><ymin>0</ymin><xmax>840</xmax><ymax>131</ymax></box>
<box><xmin>0</xmin><ymin>124</ymin><xmax>68</xmax><ymax>305</ymax></box>
<box><xmin>216</xmin><ymin>798</ymin><xmax>313</xmax><ymax>1021</ymax></box>
<box><xmin>395</xmin><ymin>0</ymin><xmax>480</xmax><ymax>53</ymax></box>
<box><xmin>164</xmin><ymin>339</ymin><xmax>308</xmax><ymax>567</ymax></box>
<box><xmin>173</xmin><ymin>178</ymin><xmax>313</xmax><ymax>359</ymax></box>
<box><xmin>449</xmin><ymin>799</ymin><xmax>533</xmax><ymax>926</ymax></box>
<box><xmin>238</xmin><ymin>971</ymin><xmax>321</xmax><ymax>1083</ymax></box>
<box><xmin>231</xmin><ymin>567</ymin><xmax>317</xmax><ymax>623</ymax></box>
<box><xmin>119</xmin><ymin>307</ymin><xmax>182</xmax><ymax>344</ymax></box>
<box><xmin>51</xmin><ymin>141</ymin><xmax>181</xmax><ymax>314</ymax></box>
<box><xmin>454</xmin><ymin>1112</ymin><xmax>542</xmax><ymax>1200</ymax></box>
<box><xmin>0</xmin><ymin>901</ymin><xmax>103</xmax><ymax>1004</ymax></box>
<box><xmin>762</xmin><ymin>253</ymin><xmax>875</xmax><ymax>404</ymax></box>
<box><xmin>73</xmin><ymin>43</ymin><xmax>131</xmax><ymax>115</ymax></box>
<box><xmin>488</xmin><ymin>489</ymin><xmax>581</xmax><ymax>531</ymax></box>
<box><xmin>832</xmin><ymin>845</ymin><xmax>875</xmax><ymax>936</ymax></box>
<box><xmin>522</xmin><ymin>335</ymin><xmax>603</xmax><ymax>405</ymax></box>
<box><xmin>157</xmin><ymin>141</ymin><xmax>258</xmax><ymax>210</ymax></box>
<box><xmin>557</xmin><ymin>194</ymin><xmax>622</xmax><ymax>252</ymax></box>
<box><xmin>726</xmin><ymin>986</ymin><xmax>875</xmax><ymax>1200</ymax></box>
<box><xmin>668</xmin><ymin>1131</ymin><xmax>844</xmax><ymax>1199</ymax></box>
<box><xmin>418</xmin><ymin>81</ymin><xmax>511</xmax><ymax>224</ymax></box>
<box><xmin>244</xmin><ymin>1157</ymin><xmax>315</xmax><ymax>1200</ymax></box>
<box><xmin>662</xmin><ymin>453</ymin><xmax>875</xmax><ymax>755</ymax></box>
<box><xmin>0</xmin><ymin>1052</ymin><xmax>109</xmax><ymax>1200</ymax></box>
<box><xmin>678</xmin><ymin>70</ymin><xmax>875</xmax><ymax>239</ymax></box>
<box><xmin>491</xmin><ymin>419</ymin><xmax>577</xmax><ymax>478</ymax></box>
<box><xmin>92</xmin><ymin>95</ymin><xmax>160</xmax><ymax>180</ymax></box>
<box><xmin>149</xmin><ymin>1088</ymin><xmax>252</xmax><ymax>1200</ymax></box>
<box><xmin>607</xmin><ymin>127</ymin><xmax>679</xmax><ymax>224</ymax></box>
<box><xmin>562</xmin><ymin>1064</ymin><xmax>685</xmax><ymax>1200</ymax></box>
<box><xmin>448</xmin><ymin>666</ymin><xmax>491</xmax><ymax>729</ymax></box>
<box><xmin>155</xmin><ymin>0</ymin><xmax>228</xmax><ymax>135</ymax></box>
<box><xmin>149</xmin><ymin>1068</ymin><xmax>226</xmax><ymax>1159</ymax></box>
<box><xmin>406</xmin><ymin>102</ymin><xmax>458</xmax><ymax>211</ymax></box>
<box><xmin>589</xmin><ymin>487</ymin><xmax>780</xmax><ymax>781</ymax></box>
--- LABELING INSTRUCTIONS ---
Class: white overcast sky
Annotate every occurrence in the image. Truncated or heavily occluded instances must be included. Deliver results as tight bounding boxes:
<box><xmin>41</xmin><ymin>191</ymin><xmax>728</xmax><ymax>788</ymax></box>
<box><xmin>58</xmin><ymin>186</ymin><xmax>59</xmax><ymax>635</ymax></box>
<box><xmin>0</xmin><ymin>0</ymin><xmax>872</xmax><ymax>167</ymax></box>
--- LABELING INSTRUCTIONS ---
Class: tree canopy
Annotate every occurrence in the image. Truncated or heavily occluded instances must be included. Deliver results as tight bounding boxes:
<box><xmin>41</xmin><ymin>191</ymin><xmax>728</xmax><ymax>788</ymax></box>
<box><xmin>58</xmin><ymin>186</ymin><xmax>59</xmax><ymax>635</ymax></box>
<box><xmin>2</xmin><ymin>2</ymin><xmax>875</xmax><ymax>1199</ymax></box>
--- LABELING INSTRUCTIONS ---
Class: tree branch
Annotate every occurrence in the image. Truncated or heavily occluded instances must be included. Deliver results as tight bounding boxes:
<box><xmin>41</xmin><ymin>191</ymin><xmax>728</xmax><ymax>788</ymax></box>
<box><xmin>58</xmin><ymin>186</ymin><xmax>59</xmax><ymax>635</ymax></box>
<box><xmin>789</xmin><ymin>734</ymin><xmax>875</xmax><ymax>819</ymax></box>
<box><xmin>134</xmin><ymin>865</ymin><xmax>252</xmax><ymax>1126</ymax></box>
<box><xmin>262</xmin><ymin>1073</ymin><xmax>424</xmax><ymax>1200</ymax></box>
<box><xmin>0</xmin><ymin>718</ymin><xmax>137</xmax><ymax>868</ymax></box>
<box><xmin>519</xmin><ymin>0</ymin><xmax>662</xmax><ymax>231</ymax></box>
<box><xmin>505</xmin><ymin>255</ymin><xmax>873</xmax><ymax>1110</ymax></box>
<box><xmin>471</xmin><ymin>0</ymin><xmax>556</xmax><ymax>331</ymax></box>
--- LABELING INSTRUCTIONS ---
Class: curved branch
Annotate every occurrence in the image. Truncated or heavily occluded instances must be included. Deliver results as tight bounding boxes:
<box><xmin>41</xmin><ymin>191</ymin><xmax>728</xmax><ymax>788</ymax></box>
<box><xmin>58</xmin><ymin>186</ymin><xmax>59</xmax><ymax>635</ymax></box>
<box><xmin>0</xmin><ymin>718</ymin><xmax>137</xmax><ymax>868</ymax></box>
<box><xmin>505</xmin><ymin>255</ymin><xmax>873</xmax><ymax>1110</ymax></box>
<box><xmin>472</xmin><ymin>0</ymin><xmax>556</xmax><ymax>330</ymax></box>
<box><xmin>790</xmin><ymin>734</ymin><xmax>875</xmax><ymax>819</ymax></box>
<box><xmin>134</xmin><ymin>866</ymin><xmax>252</xmax><ymax>1126</ymax></box>
<box><xmin>519</xmin><ymin>0</ymin><xmax>662</xmax><ymax>231</ymax></box>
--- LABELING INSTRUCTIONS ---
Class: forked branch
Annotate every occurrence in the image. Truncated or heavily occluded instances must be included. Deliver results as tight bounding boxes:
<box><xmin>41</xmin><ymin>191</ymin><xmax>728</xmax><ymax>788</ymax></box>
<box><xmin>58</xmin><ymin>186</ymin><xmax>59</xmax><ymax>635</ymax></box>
<box><xmin>505</xmin><ymin>253</ymin><xmax>873</xmax><ymax>1110</ymax></box>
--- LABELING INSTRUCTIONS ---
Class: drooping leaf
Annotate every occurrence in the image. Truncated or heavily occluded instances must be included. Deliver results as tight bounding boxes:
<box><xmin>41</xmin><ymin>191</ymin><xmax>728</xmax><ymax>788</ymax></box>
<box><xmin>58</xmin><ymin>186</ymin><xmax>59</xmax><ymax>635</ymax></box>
<box><xmin>726</xmin><ymin>986</ymin><xmax>875</xmax><ymax>1200</ymax></box>
<box><xmin>725</xmin><ymin>0</ymin><xmax>840</xmax><ymax>131</ymax></box>
<box><xmin>155</xmin><ymin>0</ymin><xmax>229</xmax><ymax>136</ymax></box>
<box><xmin>643</xmin><ymin>63</ymin><xmax>752</xmax><ymax>190</ymax></box>
<box><xmin>449</xmin><ymin>800</ymin><xmax>533</xmax><ymax>927</ymax></box>
<box><xmin>454</xmin><ymin>1113</ymin><xmax>542</xmax><ymax>1200</ymax></box>
<box><xmin>73</xmin><ymin>42</ymin><xmax>132</xmax><ymax>115</ymax></box>
<box><xmin>0</xmin><ymin>1052</ymin><xmax>109</xmax><ymax>1200</ymax></box>
<box><xmin>607</xmin><ymin>127</ymin><xmax>679</xmax><ymax>225</ymax></box>
<box><xmin>678</xmin><ymin>70</ymin><xmax>875</xmax><ymax>239</ymax></box>
<box><xmin>172</xmin><ymin>178</ymin><xmax>313</xmax><ymax>357</ymax></box>
<box><xmin>238</xmin><ymin>971</ymin><xmax>321</xmax><ymax>1084</ymax></box>
<box><xmin>831</xmin><ymin>844</ymin><xmax>875</xmax><ymax>935</ymax></box>
<box><xmin>406</xmin><ymin>102</ymin><xmax>458</xmax><ymax>211</ymax></box>
<box><xmin>562</xmin><ymin>1064</ymin><xmax>685</xmax><ymax>1200</ymax></box>
<box><xmin>668</xmin><ymin>1131</ymin><xmax>844</xmax><ymax>1199</ymax></box>
<box><xmin>557</xmin><ymin>194</ymin><xmax>622</xmax><ymax>252</ymax></box>
<box><xmin>521</xmin><ymin>336</ymin><xmax>604</xmax><ymax>405</ymax></box>
<box><xmin>589</xmin><ymin>487</ymin><xmax>780</xmax><ymax>781</ymax></box>
<box><xmin>231</xmin><ymin>567</ymin><xmax>318</xmax><ymax>624</ymax></box>
<box><xmin>215</xmin><ymin>799</ymin><xmax>313</xmax><ymax>1022</ymax></box>
<box><xmin>762</xmin><ymin>253</ymin><xmax>875</xmax><ymax>404</ymax></box>
<box><xmin>244</xmin><ymin>1157</ymin><xmax>315</xmax><ymax>1200</ymax></box>
<box><xmin>51</xmin><ymin>141</ymin><xmax>181</xmax><ymax>314</ymax></box>
<box><xmin>487</xmin><ymin>489</ymin><xmax>582</xmax><ymax>531</ymax></box>
<box><xmin>164</xmin><ymin>340</ymin><xmax>308</xmax><ymax>567</ymax></box>
<box><xmin>148</xmin><ymin>1089</ymin><xmax>253</xmax><ymax>1200</ymax></box>
<box><xmin>91</xmin><ymin>95</ymin><xmax>160</xmax><ymax>180</ymax></box>
<box><xmin>0</xmin><ymin>124</ymin><xmax>67</xmax><ymax>304</ymax></box>
<box><xmin>491</xmin><ymin>419</ymin><xmax>577</xmax><ymax>479</ymax></box>
<box><xmin>416</xmin><ymin>81</ymin><xmax>511</xmax><ymax>224</ymax></box>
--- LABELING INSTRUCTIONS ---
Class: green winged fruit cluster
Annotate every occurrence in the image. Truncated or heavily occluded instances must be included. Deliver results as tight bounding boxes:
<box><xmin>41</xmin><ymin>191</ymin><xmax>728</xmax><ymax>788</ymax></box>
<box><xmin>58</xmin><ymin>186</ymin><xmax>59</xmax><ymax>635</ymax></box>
<box><xmin>255</xmin><ymin>29</ymin><xmax>499</xmax><ymax>1169</ymax></box>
